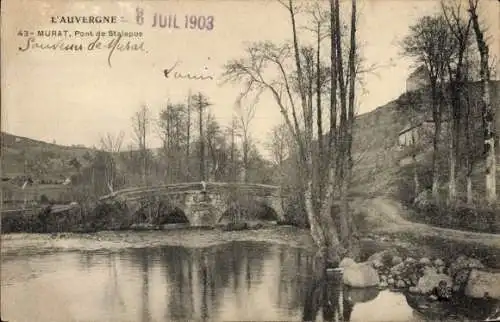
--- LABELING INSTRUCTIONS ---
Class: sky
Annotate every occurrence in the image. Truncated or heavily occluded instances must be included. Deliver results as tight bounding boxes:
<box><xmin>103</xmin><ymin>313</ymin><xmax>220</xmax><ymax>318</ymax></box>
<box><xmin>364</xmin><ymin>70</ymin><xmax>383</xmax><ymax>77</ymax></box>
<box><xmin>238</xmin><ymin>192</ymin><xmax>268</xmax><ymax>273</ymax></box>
<box><xmin>2</xmin><ymin>0</ymin><xmax>499</xmax><ymax>156</ymax></box>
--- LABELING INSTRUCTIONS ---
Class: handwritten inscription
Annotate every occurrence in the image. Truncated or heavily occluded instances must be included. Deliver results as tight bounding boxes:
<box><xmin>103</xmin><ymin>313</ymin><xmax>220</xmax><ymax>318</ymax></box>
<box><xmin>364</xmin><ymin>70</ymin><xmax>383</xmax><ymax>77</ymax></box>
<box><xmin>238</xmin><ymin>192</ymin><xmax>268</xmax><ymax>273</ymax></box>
<box><xmin>18</xmin><ymin>32</ymin><xmax>145</xmax><ymax>68</ymax></box>
<box><xmin>136</xmin><ymin>7</ymin><xmax>214</xmax><ymax>31</ymax></box>
<box><xmin>163</xmin><ymin>61</ymin><xmax>214</xmax><ymax>81</ymax></box>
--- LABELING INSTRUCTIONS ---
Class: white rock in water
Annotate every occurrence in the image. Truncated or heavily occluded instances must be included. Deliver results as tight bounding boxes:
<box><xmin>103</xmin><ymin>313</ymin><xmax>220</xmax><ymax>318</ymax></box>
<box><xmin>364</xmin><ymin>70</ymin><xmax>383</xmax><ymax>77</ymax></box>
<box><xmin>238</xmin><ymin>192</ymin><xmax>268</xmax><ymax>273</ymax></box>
<box><xmin>409</xmin><ymin>286</ymin><xmax>421</xmax><ymax>293</ymax></box>
<box><xmin>417</xmin><ymin>270</ymin><xmax>452</xmax><ymax>294</ymax></box>
<box><xmin>465</xmin><ymin>269</ymin><xmax>500</xmax><ymax>299</ymax></box>
<box><xmin>342</xmin><ymin>262</ymin><xmax>380</xmax><ymax>288</ymax></box>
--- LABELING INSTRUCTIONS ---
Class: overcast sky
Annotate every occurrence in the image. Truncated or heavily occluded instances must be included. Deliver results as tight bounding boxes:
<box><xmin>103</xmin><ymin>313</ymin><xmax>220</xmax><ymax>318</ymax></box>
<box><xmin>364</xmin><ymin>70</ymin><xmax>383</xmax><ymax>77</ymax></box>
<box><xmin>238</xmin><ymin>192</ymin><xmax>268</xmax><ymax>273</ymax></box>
<box><xmin>2</xmin><ymin>0</ymin><xmax>498</xmax><ymax>155</ymax></box>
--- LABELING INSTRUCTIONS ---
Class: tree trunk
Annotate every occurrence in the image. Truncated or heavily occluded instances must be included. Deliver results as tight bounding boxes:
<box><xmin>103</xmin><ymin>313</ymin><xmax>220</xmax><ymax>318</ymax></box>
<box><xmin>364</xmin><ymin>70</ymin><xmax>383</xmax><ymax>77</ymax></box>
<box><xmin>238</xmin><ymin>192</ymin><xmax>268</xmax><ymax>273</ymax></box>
<box><xmin>431</xmin><ymin>80</ymin><xmax>441</xmax><ymax>203</ymax></box>
<box><xmin>243</xmin><ymin>137</ymin><xmax>249</xmax><ymax>183</ymax></box>
<box><xmin>448</xmin><ymin>130</ymin><xmax>457</xmax><ymax>205</ymax></box>
<box><xmin>186</xmin><ymin>93</ymin><xmax>191</xmax><ymax>181</ymax></box>
<box><xmin>469</xmin><ymin>0</ymin><xmax>496</xmax><ymax>205</ymax></box>
<box><xmin>448</xmin><ymin>81</ymin><xmax>457</xmax><ymax>206</ymax></box>
<box><xmin>466</xmin><ymin>174</ymin><xmax>473</xmax><ymax>205</ymax></box>
<box><xmin>343</xmin><ymin>0</ymin><xmax>357</xmax><ymax>252</ymax></box>
<box><xmin>198</xmin><ymin>98</ymin><xmax>205</xmax><ymax>182</ymax></box>
<box><xmin>316</xmin><ymin>22</ymin><xmax>324</xmax><ymax>202</ymax></box>
<box><xmin>328</xmin><ymin>0</ymin><xmax>338</xmax><ymax>164</ymax></box>
<box><xmin>413</xmin><ymin>151</ymin><xmax>420</xmax><ymax>197</ymax></box>
<box><xmin>465</xmin><ymin>76</ymin><xmax>474</xmax><ymax>206</ymax></box>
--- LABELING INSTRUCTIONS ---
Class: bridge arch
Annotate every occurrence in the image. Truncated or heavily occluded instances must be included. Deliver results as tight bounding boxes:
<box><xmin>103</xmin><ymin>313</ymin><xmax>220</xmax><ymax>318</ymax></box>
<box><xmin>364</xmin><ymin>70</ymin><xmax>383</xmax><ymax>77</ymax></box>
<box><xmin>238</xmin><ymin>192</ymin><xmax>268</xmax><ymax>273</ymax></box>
<box><xmin>217</xmin><ymin>201</ymin><xmax>280</xmax><ymax>224</ymax></box>
<box><xmin>156</xmin><ymin>206</ymin><xmax>190</xmax><ymax>225</ymax></box>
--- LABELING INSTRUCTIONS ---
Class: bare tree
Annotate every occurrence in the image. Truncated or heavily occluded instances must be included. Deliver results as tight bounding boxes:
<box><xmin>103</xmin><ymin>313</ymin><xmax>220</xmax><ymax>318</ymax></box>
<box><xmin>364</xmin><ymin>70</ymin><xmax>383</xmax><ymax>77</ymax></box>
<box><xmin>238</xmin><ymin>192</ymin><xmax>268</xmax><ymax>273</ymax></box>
<box><xmin>186</xmin><ymin>91</ymin><xmax>192</xmax><ymax>181</ymax></box>
<box><xmin>468</xmin><ymin>0</ymin><xmax>496</xmax><ymax>205</ymax></box>
<box><xmin>267</xmin><ymin>122</ymin><xmax>291</xmax><ymax>170</ymax></box>
<box><xmin>191</xmin><ymin>93</ymin><xmax>212</xmax><ymax>181</ymax></box>
<box><xmin>158</xmin><ymin>103</ymin><xmax>187</xmax><ymax>183</ymax></box>
<box><xmin>235</xmin><ymin>99</ymin><xmax>256</xmax><ymax>183</ymax></box>
<box><xmin>402</xmin><ymin>15</ymin><xmax>456</xmax><ymax>203</ymax></box>
<box><xmin>132</xmin><ymin>105</ymin><xmax>151</xmax><ymax>186</ymax></box>
<box><xmin>224</xmin><ymin>0</ymin><xmax>360</xmax><ymax>264</ymax></box>
<box><xmin>100</xmin><ymin>131</ymin><xmax>124</xmax><ymax>193</ymax></box>
<box><xmin>441</xmin><ymin>1</ymin><xmax>472</xmax><ymax>205</ymax></box>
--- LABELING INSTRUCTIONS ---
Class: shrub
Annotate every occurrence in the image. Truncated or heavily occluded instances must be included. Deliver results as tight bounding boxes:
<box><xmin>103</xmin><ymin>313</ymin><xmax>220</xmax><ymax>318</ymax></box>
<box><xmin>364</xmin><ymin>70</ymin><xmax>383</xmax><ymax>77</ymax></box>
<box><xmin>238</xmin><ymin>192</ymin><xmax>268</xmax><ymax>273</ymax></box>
<box><xmin>40</xmin><ymin>194</ymin><xmax>49</xmax><ymax>204</ymax></box>
<box><xmin>411</xmin><ymin>202</ymin><xmax>498</xmax><ymax>234</ymax></box>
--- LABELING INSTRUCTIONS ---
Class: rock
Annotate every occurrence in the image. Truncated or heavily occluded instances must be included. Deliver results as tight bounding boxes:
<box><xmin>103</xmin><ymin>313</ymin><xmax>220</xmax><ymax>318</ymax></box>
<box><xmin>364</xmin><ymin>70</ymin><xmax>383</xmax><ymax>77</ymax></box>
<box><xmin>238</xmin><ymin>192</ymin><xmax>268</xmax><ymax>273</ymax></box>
<box><xmin>396</xmin><ymin>279</ymin><xmax>406</xmax><ymax>288</ymax></box>
<box><xmin>409</xmin><ymin>274</ymin><xmax>419</xmax><ymax>286</ymax></box>
<box><xmin>409</xmin><ymin>286</ymin><xmax>420</xmax><ymax>293</ymax></box>
<box><xmin>419</xmin><ymin>257</ymin><xmax>431</xmax><ymax>266</ymax></box>
<box><xmin>423</xmin><ymin>266</ymin><xmax>438</xmax><ymax>275</ymax></box>
<box><xmin>466</xmin><ymin>259</ymin><xmax>484</xmax><ymax>269</ymax></box>
<box><xmin>367</xmin><ymin>249</ymin><xmax>398</xmax><ymax>266</ymax></box>
<box><xmin>247</xmin><ymin>222</ymin><xmax>264</xmax><ymax>230</ymax></box>
<box><xmin>452</xmin><ymin>268</ymin><xmax>471</xmax><ymax>292</ymax></box>
<box><xmin>130</xmin><ymin>223</ymin><xmax>155</xmax><ymax>230</ymax></box>
<box><xmin>340</xmin><ymin>257</ymin><xmax>356</xmax><ymax>268</ymax></box>
<box><xmin>416</xmin><ymin>270</ymin><xmax>453</xmax><ymax>294</ymax></box>
<box><xmin>449</xmin><ymin>256</ymin><xmax>484</xmax><ymax>277</ymax></box>
<box><xmin>390</xmin><ymin>262</ymin><xmax>405</xmax><ymax>274</ymax></box>
<box><xmin>433</xmin><ymin>258</ymin><xmax>445</xmax><ymax>267</ymax></box>
<box><xmin>343</xmin><ymin>261</ymin><xmax>380</xmax><ymax>288</ymax></box>
<box><xmin>222</xmin><ymin>222</ymin><xmax>248</xmax><ymax>231</ymax></box>
<box><xmin>465</xmin><ymin>269</ymin><xmax>500</xmax><ymax>299</ymax></box>
<box><xmin>405</xmin><ymin>257</ymin><xmax>417</xmax><ymax>264</ymax></box>
<box><xmin>371</xmin><ymin>259</ymin><xmax>384</xmax><ymax>269</ymax></box>
<box><xmin>392</xmin><ymin>256</ymin><xmax>403</xmax><ymax>266</ymax></box>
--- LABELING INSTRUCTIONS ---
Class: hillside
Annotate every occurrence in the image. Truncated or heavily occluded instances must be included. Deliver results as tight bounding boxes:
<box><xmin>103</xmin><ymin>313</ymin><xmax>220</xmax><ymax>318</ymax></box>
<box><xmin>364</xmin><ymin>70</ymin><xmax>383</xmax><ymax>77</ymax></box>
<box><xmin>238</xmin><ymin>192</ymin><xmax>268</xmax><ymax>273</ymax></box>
<box><xmin>1</xmin><ymin>132</ymin><xmax>95</xmax><ymax>181</ymax></box>
<box><xmin>350</xmin><ymin>81</ymin><xmax>500</xmax><ymax>204</ymax></box>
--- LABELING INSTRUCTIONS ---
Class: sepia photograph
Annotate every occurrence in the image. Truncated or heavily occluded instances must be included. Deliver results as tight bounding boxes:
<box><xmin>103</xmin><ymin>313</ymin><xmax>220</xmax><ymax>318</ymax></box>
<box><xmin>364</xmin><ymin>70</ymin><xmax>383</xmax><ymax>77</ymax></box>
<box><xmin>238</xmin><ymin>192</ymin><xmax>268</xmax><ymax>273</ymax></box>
<box><xmin>1</xmin><ymin>0</ymin><xmax>499</xmax><ymax>321</ymax></box>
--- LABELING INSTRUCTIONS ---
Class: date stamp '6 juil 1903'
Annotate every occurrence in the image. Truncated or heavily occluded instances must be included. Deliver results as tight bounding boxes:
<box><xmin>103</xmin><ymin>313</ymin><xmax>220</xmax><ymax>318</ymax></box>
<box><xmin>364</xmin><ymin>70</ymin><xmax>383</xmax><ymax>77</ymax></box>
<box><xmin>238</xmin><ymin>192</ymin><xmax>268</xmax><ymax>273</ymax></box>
<box><xmin>135</xmin><ymin>7</ymin><xmax>215</xmax><ymax>30</ymax></box>
<box><xmin>15</xmin><ymin>6</ymin><xmax>215</xmax><ymax>69</ymax></box>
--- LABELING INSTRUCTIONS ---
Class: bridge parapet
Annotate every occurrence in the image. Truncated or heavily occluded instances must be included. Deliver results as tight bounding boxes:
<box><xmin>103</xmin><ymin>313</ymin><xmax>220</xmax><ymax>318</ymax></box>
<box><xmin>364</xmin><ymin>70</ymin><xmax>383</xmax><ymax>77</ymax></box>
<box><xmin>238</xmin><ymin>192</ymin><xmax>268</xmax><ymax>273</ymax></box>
<box><xmin>101</xmin><ymin>182</ymin><xmax>282</xmax><ymax>201</ymax></box>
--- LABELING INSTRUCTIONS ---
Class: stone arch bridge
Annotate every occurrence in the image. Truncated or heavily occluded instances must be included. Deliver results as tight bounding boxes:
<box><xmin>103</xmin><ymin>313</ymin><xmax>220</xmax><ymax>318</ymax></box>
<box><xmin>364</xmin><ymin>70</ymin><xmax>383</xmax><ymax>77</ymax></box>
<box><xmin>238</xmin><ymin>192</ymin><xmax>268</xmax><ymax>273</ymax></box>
<box><xmin>100</xmin><ymin>182</ymin><xmax>285</xmax><ymax>227</ymax></box>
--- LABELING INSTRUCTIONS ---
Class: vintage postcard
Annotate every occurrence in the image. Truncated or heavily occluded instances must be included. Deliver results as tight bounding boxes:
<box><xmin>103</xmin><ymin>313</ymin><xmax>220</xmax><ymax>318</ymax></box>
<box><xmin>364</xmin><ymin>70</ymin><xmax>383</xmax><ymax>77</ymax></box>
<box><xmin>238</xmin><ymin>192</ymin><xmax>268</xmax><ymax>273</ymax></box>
<box><xmin>1</xmin><ymin>0</ymin><xmax>499</xmax><ymax>321</ymax></box>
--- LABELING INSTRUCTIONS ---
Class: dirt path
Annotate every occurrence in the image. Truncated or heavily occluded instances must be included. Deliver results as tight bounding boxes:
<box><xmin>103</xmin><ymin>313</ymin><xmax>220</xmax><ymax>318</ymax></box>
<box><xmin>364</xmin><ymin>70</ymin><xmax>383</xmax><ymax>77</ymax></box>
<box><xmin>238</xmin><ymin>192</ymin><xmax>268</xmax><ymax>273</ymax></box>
<box><xmin>356</xmin><ymin>197</ymin><xmax>500</xmax><ymax>250</ymax></box>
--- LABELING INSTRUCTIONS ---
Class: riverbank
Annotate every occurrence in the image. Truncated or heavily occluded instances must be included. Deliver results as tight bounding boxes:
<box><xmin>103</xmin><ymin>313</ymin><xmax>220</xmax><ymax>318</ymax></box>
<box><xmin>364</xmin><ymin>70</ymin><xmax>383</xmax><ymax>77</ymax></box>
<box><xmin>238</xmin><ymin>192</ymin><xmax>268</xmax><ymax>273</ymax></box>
<box><xmin>2</xmin><ymin>197</ymin><xmax>499</xmax><ymax>263</ymax></box>
<box><xmin>0</xmin><ymin>226</ymin><xmax>316</xmax><ymax>258</ymax></box>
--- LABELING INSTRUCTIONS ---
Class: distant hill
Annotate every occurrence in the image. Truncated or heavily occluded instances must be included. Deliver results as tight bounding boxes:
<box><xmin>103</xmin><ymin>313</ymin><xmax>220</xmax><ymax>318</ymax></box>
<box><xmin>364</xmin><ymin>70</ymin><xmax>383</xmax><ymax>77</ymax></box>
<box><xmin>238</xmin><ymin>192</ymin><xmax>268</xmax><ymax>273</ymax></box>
<box><xmin>0</xmin><ymin>132</ymin><xmax>95</xmax><ymax>181</ymax></box>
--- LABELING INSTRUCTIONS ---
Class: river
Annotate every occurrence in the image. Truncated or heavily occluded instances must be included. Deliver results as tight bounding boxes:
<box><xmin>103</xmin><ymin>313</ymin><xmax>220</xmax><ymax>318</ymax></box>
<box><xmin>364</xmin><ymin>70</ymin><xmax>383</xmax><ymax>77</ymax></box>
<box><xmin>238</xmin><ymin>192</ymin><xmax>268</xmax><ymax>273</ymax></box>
<box><xmin>0</xmin><ymin>229</ymin><xmax>496</xmax><ymax>321</ymax></box>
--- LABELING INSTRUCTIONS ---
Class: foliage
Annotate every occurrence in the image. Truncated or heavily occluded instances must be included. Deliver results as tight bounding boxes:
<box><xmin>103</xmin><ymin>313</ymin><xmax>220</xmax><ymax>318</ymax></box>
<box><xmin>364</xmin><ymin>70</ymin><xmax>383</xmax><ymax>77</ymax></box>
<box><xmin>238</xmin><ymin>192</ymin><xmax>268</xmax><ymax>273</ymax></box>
<box><xmin>413</xmin><ymin>202</ymin><xmax>498</xmax><ymax>234</ymax></box>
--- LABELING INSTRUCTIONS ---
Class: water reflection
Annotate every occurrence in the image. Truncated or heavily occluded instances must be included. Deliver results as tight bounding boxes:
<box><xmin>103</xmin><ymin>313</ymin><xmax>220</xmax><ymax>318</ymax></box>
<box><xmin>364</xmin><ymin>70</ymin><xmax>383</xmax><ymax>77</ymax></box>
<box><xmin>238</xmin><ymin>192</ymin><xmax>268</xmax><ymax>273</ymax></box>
<box><xmin>1</xmin><ymin>241</ymin><xmax>471</xmax><ymax>322</ymax></box>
